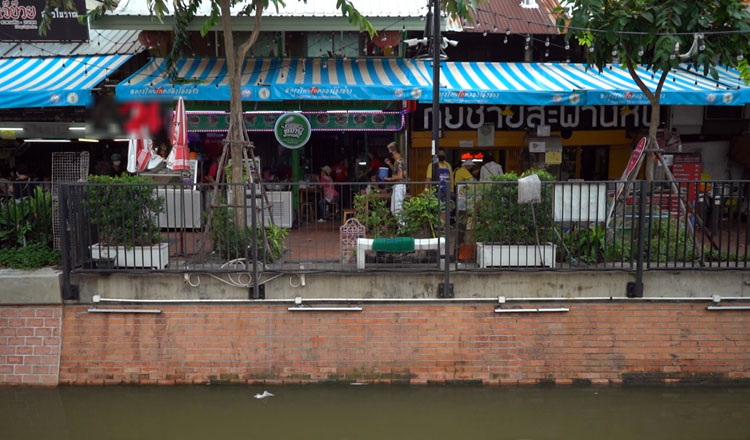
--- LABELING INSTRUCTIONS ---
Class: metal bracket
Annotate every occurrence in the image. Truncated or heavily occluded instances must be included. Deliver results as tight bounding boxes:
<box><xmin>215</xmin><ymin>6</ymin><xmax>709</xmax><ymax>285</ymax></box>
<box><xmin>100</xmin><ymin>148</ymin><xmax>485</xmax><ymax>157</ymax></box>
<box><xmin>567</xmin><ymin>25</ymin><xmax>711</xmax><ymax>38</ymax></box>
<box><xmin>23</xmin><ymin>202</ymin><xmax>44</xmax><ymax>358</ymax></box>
<box><xmin>249</xmin><ymin>284</ymin><xmax>265</xmax><ymax>299</ymax></box>
<box><xmin>438</xmin><ymin>283</ymin><xmax>454</xmax><ymax>298</ymax></box>
<box><xmin>63</xmin><ymin>284</ymin><xmax>79</xmax><ymax>301</ymax></box>
<box><xmin>626</xmin><ymin>281</ymin><xmax>642</xmax><ymax>298</ymax></box>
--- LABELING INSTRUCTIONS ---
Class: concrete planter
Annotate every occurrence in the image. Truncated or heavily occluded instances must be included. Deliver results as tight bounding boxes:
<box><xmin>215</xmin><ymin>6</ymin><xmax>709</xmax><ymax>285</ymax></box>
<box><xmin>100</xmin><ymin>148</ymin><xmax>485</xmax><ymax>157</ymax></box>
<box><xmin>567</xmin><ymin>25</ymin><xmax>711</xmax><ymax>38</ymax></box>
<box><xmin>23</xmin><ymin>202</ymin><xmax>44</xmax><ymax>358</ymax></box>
<box><xmin>89</xmin><ymin>243</ymin><xmax>169</xmax><ymax>269</ymax></box>
<box><xmin>476</xmin><ymin>243</ymin><xmax>556</xmax><ymax>268</ymax></box>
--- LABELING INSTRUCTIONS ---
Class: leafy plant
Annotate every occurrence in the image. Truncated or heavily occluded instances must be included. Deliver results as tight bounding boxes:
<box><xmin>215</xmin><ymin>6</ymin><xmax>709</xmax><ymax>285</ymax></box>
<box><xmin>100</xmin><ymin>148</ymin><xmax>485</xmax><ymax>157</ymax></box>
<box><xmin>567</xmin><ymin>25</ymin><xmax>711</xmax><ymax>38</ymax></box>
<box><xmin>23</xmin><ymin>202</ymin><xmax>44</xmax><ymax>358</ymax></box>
<box><xmin>210</xmin><ymin>207</ymin><xmax>288</xmax><ymax>262</ymax></box>
<box><xmin>474</xmin><ymin>169</ymin><xmax>556</xmax><ymax>244</ymax></box>
<box><xmin>353</xmin><ymin>190</ymin><xmax>397</xmax><ymax>238</ymax></box>
<box><xmin>85</xmin><ymin>175</ymin><xmax>164</xmax><ymax>247</ymax></box>
<box><xmin>644</xmin><ymin>218</ymin><xmax>696</xmax><ymax>263</ymax></box>
<box><xmin>561</xmin><ymin>225</ymin><xmax>607</xmax><ymax>264</ymax></box>
<box><xmin>397</xmin><ymin>186</ymin><xmax>444</xmax><ymax>238</ymax></box>
<box><xmin>0</xmin><ymin>186</ymin><xmax>53</xmax><ymax>247</ymax></box>
<box><xmin>0</xmin><ymin>243</ymin><xmax>60</xmax><ymax>269</ymax></box>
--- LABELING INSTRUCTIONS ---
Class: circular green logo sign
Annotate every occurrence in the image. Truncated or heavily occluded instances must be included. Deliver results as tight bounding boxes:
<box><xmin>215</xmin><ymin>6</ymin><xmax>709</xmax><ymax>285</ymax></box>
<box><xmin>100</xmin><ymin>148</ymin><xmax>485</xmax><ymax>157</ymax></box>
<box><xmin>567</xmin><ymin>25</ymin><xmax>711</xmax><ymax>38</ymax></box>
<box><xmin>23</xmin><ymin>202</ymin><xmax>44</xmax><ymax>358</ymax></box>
<box><xmin>274</xmin><ymin>112</ymin><xmax>311</xmax><ymax>150</ymax></box>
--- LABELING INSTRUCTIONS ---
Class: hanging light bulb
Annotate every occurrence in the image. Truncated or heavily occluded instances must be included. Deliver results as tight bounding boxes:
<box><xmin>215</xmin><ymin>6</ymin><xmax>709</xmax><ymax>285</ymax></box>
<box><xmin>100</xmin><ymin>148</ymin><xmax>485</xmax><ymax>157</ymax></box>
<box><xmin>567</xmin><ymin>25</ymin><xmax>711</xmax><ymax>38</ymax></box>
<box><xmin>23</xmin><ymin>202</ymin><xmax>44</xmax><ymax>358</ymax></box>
<box><xmin>525</xmin><ymin>34</ymin><xmax>531</xmax><ymax>43</ymax></box>
<box><xmin>611</xmin><ymin>48</ymin><xmax>617</xmax><ymax>57</ymax></box>
<box><xmin>505</xmin><ymin>27</ymin><xmax>511</xmax><ymax>36</ymax></box>
<box><xmin>483</xmin><ymin>31</ymin><xmax>487</xmax><ymax>37</ymax></box>
<box><xmin>544</xmin><ymin>49</ymin><xmax>549</xmax><ymax>58</ymax></box>
<box><xmin>589</xmin><ymin>43</ymin><xmax>595</xmax><ymax>53</ymax></box>
<box><xmin>564</xmin><ymin>42</ymin><xmax>570</xmax><ymax>51</ymax></box>
<box><xmin>670</xmin><ymin>52</ymin><xmax>676</xmax><ymax>60</ymax></box>
<box><xmin>738</xmin><ymin>50</ymin><xmax>744</xmax><ymax>61</ymax></box>
<box><xmin>699</xmin><ymin>38</ymin><xmax>706</xmax><ymax>51</ymax></box>
<box><xmin>566</xmin><ymin>57</ymin><xmax>570</xmax><ymax>63</ymax></box>
<box><xmin>545</xmin><ymin>37</ymin><xmax>550</xmax><ymax>47</ymax></box>
<box><xmin>504</xmin><ymin>36</ymin><xmax>508</xmax><ymax>44</ymax></box>
<box><xmin>638</xmin><ymin>46</ymin><xmax>644</xmax><ymax>57</ymax></box>
<box><xmin>524</xmin><ymin>43</ymin><xmax>529</xmax><ymax>51</ymax></box>
<box><xmin>493</xmin><ymin>25</ymin><xmax>498</xmax><ymax>32</ymax></box>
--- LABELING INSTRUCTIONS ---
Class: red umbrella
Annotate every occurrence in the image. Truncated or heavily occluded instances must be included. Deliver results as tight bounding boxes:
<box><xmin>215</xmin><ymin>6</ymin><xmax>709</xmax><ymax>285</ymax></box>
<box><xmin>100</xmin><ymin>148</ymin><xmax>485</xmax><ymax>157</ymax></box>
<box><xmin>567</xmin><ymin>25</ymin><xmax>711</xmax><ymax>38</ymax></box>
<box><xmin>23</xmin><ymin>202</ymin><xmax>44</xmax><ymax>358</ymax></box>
<box><xmin>167</xmin><ymin>96</ymin><xmax>190</xmax><ymax>171</ymax></box>
<box><xmin>127</xmin><ymin>137</ymin><xmax>162</xmax><ymax>173</ymax></box>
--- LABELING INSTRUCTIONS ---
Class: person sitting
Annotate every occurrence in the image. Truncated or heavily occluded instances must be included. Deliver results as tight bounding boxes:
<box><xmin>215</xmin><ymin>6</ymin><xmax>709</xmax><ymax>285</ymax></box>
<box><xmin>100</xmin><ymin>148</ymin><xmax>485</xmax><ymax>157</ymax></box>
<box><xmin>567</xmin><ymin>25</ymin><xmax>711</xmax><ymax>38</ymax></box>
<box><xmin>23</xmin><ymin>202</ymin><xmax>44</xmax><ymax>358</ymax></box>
<box><xmin>317</xmin><ymin>165</ymin><xmax>339</xmax><ymax>222</ymax></box>
<box><xmin>109</xmin><ymin>153</ymin><xmax>125</xmax><ymax>176</ymax></box>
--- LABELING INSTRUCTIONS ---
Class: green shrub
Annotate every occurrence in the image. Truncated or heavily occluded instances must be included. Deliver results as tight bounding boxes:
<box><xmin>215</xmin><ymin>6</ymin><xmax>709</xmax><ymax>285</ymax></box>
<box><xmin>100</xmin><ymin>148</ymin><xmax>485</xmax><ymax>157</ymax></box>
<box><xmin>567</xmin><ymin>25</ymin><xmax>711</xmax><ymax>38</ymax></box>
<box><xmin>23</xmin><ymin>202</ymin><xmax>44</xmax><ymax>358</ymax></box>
<box><xmin>0</xmin><ymin>244</ymin><xmax>60</xmax><ymax>269</ymax></box>
<box><xmin>0</xmin><ymin>186</ymin><xmax>53</xmax><ymax>247</ymax></box>
<box><xmin>85</xmin><ymin>175</ymin><xmax>164</xmax><ymax>247</ymax></box>
<box><xmin>210</xmin><ymin>207</ymin><xmax>288</xmax><ymax>262</ymax></box>
<box><xmin>397</xmin><ymin>186</ymin><xmax>444</xmax><ymax>238</ymax></box>
<box><xmin>474</xmin><ymin>169</ymin><xmax>555</xmax><ymax>244</ymax></box>
<box><xmin>353</xmin><ymin>190</ymin><xmax>397</xmax><ymax>238</ymax></box>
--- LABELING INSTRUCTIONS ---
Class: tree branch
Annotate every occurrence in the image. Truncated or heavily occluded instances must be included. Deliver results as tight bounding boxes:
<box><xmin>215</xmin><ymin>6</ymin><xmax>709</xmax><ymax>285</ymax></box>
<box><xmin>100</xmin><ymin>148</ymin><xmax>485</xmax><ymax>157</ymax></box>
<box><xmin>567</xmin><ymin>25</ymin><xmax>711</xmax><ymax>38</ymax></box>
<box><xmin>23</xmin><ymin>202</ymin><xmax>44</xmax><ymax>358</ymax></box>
<box><xmin>625</xmin><ymin>54</ymin><xmax>656</xmax><ymax>101</ymax></box>
<box><xmin>218</xmin><ymin>0</ymin><xmax>235</xmax><ymax>73</ymax></box>
<box><xmin>236</xmin><ymin>0</ymin><xmax>264</xmax><ymax>61</ymax></box>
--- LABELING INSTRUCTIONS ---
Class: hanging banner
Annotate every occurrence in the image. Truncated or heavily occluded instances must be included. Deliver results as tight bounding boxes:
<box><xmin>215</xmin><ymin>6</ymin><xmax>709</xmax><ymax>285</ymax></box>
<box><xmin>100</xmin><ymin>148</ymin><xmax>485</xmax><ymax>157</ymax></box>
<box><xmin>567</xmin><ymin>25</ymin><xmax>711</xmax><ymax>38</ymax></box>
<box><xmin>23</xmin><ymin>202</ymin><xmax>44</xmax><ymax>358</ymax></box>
<box><xmin>274</xmin><ymin>112</ymin><xmax>311</xmax><ymax>150</ymax></box>
<box><xmin>0</xmin><ymin>0</ymin><xmax>89</xmax><ymax>42</ymax></box>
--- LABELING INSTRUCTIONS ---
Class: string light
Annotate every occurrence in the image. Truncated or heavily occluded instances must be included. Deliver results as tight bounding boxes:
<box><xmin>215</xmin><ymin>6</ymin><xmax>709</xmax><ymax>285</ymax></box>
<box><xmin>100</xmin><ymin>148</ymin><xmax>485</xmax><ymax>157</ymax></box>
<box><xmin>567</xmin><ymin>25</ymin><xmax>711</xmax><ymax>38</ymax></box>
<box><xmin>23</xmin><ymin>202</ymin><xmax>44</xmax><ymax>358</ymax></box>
<box><xmin>505</xmin><ymin>27</ymin><xmax>510</xmax><ymax>35</ymax></box>
<box><xmin>564</xmin><ymin>42</ymin><xmax>570</xmax><ymax>51</ymax></box>
<box><xmin>545</xmin><ymin>37</ymin><xmax>550</xmax><ymax>47</ymax></box>
<box><xmin>738</xmin><ymin>50</ymin><xmax>744</xmax><ymax>61</ymax></box>
<box><xmin>638</xmin><ymin>46</ymin><xmax>644</xmax><ymax>57</ymax></box>
<box><xmin>483</xmin><ymin>31</ymin><xmax>487</xmax><ymax>37</ymax></box>
<box><xmin>503</xmin><ymin>36</ymin><xmax>508</xmax><ymax>44</ymax></box>
<box><xmin>493</xmin><ymin>25</ymin><xmax>498</xmax><ymax>32</ymax></box>
<box><xmin>589</xmin><ymin>43</ymin><xmax>595</xmax><ymax>53</ymax></box>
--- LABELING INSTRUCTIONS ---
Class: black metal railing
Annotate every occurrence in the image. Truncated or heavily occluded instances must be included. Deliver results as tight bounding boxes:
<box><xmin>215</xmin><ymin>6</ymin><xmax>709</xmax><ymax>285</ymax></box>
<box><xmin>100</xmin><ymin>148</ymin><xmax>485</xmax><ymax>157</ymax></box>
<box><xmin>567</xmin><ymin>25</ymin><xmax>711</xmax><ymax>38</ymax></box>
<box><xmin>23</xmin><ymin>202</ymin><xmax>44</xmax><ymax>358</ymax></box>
<box><xmin>56</xmin><ymin>179</ymin><xmax>750</xmax><ymax>282</ymax></box>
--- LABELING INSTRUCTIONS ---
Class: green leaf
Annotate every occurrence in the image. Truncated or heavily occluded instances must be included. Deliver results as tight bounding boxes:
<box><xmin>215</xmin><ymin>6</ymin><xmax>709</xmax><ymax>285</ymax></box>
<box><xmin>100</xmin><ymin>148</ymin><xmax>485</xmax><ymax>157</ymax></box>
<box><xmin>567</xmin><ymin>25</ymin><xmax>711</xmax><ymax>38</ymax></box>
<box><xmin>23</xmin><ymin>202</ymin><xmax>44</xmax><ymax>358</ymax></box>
<box><xmin>642</xmin><ymin>11</ymin><xmax>653</xmax><ymax>23</ymax></box>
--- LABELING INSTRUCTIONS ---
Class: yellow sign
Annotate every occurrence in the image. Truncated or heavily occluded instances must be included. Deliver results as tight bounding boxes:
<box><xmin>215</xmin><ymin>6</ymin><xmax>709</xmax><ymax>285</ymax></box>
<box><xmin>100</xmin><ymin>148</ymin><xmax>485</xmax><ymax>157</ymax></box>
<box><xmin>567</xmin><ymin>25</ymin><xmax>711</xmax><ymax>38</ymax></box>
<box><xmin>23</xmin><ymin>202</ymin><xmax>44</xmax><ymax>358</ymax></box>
<box><xmin>545</xmin><ymin>151</ymin><xmax>562</xmax><ymax>165</ymax></box>
<box><xmin>1</xmin><ymin>130</ymin><xmax>16</xmax><ymax>140</ymax></box>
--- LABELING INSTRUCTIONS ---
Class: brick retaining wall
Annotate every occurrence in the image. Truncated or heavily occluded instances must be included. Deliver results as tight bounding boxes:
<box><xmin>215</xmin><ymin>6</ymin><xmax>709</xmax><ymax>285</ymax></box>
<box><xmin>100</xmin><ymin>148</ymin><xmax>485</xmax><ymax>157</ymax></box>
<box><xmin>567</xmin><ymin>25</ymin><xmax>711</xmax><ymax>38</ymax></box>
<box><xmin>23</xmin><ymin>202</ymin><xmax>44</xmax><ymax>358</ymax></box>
<box><xmin>56</xmin><ymin>303</ymin><xmax>750</xmax><ymax>386</ymax></box>
<box><xmin>0</xmin><ymin>306</ymin><xmax>62</xmax><ymax>385</ymax></box>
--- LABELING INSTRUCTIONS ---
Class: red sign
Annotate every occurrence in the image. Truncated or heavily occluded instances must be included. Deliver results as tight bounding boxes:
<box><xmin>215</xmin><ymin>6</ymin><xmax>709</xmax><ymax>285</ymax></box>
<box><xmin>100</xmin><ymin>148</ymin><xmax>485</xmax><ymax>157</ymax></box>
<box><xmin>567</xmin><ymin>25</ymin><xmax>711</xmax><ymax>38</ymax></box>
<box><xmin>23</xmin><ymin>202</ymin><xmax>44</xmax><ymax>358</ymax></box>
<box><xmin>615</xmin><ymin>137</ymin><xmax>647</xmax><ymax>200</ymax></box>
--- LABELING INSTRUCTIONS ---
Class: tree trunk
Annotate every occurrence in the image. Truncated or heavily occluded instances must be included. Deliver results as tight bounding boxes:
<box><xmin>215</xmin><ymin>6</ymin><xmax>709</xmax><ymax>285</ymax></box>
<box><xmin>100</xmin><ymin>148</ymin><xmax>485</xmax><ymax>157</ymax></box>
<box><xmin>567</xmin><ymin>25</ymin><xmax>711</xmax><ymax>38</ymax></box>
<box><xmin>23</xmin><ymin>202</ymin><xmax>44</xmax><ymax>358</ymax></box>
<box><xmin>646</xmin><ymin>98</ymin><xmax>660</xmax><ymax>182</ymax></box>
<box><xmin>219</xmin><ymin>0</ymin><xmax>263</xmax><ymax>227</ymax></box>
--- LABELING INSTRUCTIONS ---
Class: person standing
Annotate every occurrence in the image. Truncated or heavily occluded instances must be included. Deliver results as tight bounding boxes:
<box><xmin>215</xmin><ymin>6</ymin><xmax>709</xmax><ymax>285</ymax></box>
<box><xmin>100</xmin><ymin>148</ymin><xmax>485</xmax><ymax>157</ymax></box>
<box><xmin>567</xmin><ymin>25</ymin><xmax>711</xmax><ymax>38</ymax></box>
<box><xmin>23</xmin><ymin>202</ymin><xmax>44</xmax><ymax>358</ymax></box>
<box><xmin>109</xmin><ymin>153</ymin><xmax>125</xmax><ymax>176</ymax></box>
<box><xmin>480</xmin><ymin>153</ymin><xmax>504</xmax><ymax>181</ymax></box>
<box><xmin>425</xmin><ymin>147</ymin><xmax>453</xmax><ymax>200</ymax></box>
<box><xmin>384</xmin><ymin>142</ymin><xmax>405</xmax><ymax>217</ymax></box>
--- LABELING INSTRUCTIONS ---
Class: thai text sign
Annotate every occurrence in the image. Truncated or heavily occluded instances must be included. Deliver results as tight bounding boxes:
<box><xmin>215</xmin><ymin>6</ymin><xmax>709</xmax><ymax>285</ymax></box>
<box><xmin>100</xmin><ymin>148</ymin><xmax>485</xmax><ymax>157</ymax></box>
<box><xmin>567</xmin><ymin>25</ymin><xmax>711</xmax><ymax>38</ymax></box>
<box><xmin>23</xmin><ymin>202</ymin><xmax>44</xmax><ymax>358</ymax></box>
<box><xmin>0</xmin><ymin>0</ymin><xmax>88</xmax><ymax>42</ymax></box>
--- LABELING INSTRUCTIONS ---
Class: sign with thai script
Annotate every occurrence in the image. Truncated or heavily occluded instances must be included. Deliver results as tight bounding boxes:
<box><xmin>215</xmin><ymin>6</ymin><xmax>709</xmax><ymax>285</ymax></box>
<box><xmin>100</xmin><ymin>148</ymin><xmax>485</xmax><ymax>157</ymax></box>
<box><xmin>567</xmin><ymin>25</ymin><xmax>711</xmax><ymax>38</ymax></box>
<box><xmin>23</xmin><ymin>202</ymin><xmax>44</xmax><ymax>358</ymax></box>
<box><xmin>0</xmin><ymin>0</ymin><xmax>88</xmax><ymax>42</ymax></box>
<box><xmin>185</xmin><ymin>112</ymin><xmax>402</xmax><ymax>132</ymax></box>
<box><xmin>274</xmin><ymin>112</ymin><xmax>311</xmax><ymax>150</ymax></box>
<box><xmin>417</xmin><ymin>104</ymin><xmax>652</xmax><ymax>131</ymax></box>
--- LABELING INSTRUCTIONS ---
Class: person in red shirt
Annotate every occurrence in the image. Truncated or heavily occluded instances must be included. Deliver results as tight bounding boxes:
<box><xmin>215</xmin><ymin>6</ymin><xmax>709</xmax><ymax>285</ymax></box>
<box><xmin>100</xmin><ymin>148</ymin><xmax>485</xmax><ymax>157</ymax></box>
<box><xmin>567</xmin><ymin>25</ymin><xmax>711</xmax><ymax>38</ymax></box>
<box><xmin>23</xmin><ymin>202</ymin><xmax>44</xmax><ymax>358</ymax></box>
<box><xmin>331</xmin><ymin>158</ymin><xmax>349</xmax><ymax>183</ymax></box>
<box><xmin>367</xmin><ymin>152</ymin><xmax>382</xmax><ymax>175</ymax></box>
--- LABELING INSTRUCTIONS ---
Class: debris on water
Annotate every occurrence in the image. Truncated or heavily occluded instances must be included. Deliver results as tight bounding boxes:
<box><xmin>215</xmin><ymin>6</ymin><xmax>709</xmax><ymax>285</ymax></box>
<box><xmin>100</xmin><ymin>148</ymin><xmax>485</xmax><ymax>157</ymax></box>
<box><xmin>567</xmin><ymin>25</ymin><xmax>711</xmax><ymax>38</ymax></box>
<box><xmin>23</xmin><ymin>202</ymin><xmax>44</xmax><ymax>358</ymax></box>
<box><xmin>254</xmin><ymin>391</ymin><xmax>275</xmax><ymax>399</ymax></box>
<box><xmin>350</xmin><ymin>382</ymin><xmax>368</xmax><ymax>386</ymax></box>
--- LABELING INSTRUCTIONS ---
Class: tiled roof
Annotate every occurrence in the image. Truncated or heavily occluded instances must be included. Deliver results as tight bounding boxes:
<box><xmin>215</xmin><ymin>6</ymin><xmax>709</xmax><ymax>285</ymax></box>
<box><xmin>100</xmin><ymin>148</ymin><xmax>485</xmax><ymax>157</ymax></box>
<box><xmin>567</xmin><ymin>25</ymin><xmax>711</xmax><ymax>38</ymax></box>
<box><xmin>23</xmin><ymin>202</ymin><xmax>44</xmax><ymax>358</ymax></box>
<box><xmin>110</xmin><ymin>0</ymin><xmax>429</xmax><ymax>18</ymax></box>
<box><xmin>0</xmin><ymin>29</ymin><xmax>144</xmax><ymax>58</ymax></box>
<box><xmin>465</xmin><ymin>0</ymin><xmax>560</xmax><ymax>35</ymax></box>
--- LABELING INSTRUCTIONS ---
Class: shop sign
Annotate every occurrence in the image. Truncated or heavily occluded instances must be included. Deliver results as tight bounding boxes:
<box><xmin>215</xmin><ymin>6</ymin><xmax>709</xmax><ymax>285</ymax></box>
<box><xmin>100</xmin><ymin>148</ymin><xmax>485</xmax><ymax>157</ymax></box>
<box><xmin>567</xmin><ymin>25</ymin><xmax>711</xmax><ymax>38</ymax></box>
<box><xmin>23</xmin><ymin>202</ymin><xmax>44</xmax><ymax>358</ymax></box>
<box><xmin>186</xmin><ymin>112</ymin><xmax>403</xmax><ymax>132</ymax></box>
<box><xmin>418</xmin><ymin>104</ymin><xmax>651</xmax><ymax>131</ymax></box>
<box><xmin>274</xmin><ymin>112</ymin><xmax>311</xmax><ymax>150</ymax></box>
<box><xmin>0</xmin><ymin>0</ymin><xmax>89</xmax><ymax>42</ymax></box>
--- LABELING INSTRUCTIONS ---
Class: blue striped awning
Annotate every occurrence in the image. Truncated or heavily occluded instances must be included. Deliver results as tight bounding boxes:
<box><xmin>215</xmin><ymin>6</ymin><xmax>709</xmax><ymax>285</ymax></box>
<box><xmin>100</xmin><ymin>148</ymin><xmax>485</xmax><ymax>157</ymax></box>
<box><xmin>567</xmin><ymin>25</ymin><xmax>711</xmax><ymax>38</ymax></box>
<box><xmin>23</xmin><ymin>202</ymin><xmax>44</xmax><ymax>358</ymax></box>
<box><xmin>116</xmin><ymin>57</ymin><xmax>431</xmax><ymax>102</ymax></box>
<box><xmin>0</xmin><ymin>55</ymin><xmax>132</xmax><ymax>108</ymax></box>
<box><xmin>115</xmin><ymin>58</ymin><xmax>750</xmax><ymax>106</ymax></box>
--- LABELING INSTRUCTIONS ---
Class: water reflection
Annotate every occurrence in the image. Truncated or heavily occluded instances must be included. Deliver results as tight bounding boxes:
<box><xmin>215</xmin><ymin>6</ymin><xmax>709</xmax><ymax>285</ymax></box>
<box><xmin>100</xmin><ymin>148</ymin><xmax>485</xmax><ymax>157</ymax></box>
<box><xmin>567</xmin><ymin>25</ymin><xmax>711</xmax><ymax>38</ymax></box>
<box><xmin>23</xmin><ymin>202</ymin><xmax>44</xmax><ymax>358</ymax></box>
<box><xmin>2</xmin><ymin>385</ymin><xmax>749</xmax><ymax>440</ymax></box>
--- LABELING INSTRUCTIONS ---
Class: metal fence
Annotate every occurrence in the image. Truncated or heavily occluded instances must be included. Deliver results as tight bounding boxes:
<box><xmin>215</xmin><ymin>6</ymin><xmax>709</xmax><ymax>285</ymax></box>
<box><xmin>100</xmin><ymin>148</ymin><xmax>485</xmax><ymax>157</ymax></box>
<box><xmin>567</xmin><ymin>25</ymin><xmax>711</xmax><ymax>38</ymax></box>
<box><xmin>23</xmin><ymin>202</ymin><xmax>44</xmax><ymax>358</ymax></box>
<box><xmin>55</xmin><ymin>179</ymin><xmax>750</xmax><ymax>293</ymax></box>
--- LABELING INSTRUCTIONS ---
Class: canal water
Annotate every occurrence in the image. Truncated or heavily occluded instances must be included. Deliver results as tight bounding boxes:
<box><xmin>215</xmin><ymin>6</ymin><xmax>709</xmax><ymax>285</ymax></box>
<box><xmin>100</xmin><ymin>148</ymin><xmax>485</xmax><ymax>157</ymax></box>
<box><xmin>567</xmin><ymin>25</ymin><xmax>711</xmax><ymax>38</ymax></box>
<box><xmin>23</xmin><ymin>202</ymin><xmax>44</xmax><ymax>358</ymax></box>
<box><xmin>2</xmin><ymin>385</ymin><xmax>749</xmax><ymax>439</ymax></box>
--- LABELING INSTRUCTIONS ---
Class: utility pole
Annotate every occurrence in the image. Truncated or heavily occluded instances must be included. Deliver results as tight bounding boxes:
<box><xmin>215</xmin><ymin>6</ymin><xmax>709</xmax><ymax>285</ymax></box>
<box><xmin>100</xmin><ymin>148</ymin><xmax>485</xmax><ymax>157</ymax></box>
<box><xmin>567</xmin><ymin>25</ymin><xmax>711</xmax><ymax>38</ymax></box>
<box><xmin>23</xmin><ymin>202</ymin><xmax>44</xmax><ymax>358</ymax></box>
<box><xmin>431</xmin><ymin>0</ymin><xmax>440</xmax><ymax>181</ymax></box>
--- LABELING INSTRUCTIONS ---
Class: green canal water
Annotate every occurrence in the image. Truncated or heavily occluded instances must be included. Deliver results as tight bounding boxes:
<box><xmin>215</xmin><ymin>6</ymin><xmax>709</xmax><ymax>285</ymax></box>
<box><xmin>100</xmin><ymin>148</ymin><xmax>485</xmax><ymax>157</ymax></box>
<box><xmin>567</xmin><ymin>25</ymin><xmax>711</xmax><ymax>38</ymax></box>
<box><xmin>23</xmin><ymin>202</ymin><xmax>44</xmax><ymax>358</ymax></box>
<box><xmin>2</xmin><ymin>385</ymin><xmax>749</xmax><ymax>439</ymax></box>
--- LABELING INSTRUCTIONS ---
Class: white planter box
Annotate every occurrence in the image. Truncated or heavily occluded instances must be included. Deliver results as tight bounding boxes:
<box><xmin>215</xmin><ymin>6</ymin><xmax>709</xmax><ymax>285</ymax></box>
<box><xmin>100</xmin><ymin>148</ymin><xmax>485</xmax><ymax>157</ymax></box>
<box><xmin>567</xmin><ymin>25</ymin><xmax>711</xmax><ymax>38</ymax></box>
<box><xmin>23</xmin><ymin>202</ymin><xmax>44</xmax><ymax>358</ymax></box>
<box><xmin>90</xmin><ymin>242</ymin><xmax>169</xmax><ymax>269</ymax></box>
<box><xmin>476</xmin><ymin>243</ymin><xmax>556</xmax><ymax>268</ymax></box>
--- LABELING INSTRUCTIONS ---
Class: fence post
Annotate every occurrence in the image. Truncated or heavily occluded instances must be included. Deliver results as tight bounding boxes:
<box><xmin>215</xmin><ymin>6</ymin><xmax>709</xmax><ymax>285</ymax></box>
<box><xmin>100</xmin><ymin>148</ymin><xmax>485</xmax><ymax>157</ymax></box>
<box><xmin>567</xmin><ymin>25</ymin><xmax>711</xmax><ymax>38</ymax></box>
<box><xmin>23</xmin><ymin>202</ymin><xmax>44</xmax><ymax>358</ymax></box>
<box><xmin>630</xmin><ymin>179</ymin><xmax>646</xmax><ymax>298</ymax></box>
<box><xmin>58</xmin><ymin>184</ymin><xmax>78</xmax><ymax>301</ymax></box>
<box><xmin>250</xmin><ymin>182</ymin><xmax>259</xmax><ymax>300</ymax></box>
<box><xmin>439</xmin><ymin>182</ymin><xmax>453</xmax><ymax>298</ymax></box>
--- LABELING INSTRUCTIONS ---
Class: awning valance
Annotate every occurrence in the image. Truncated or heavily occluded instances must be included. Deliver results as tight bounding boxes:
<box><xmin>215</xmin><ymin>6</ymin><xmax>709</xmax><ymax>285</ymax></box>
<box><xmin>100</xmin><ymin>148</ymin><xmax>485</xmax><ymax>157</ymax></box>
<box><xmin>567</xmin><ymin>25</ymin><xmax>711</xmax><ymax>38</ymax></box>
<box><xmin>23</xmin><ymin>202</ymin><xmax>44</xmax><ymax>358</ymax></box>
<box><xmin>116</xmin><ymin>57</ymin><xmax>430</xmax><ymax>102</ymax></box>
<box><xmin>116</xmin><ymin>58</ymin><xmax>750</xmax><ymax>107</ymax></box>
<box><xmin>0</xmin><ymin>55</ymin><xmax>132</xmax><ymax>109</ymax></box>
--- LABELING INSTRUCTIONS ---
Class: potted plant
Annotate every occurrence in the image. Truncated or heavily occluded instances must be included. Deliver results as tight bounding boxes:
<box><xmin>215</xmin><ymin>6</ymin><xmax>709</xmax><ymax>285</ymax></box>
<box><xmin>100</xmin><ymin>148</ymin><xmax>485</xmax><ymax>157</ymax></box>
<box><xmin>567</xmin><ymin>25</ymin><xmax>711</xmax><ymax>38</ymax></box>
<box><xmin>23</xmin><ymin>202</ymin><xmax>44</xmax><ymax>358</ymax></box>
<box><xmin>86</xmin><ymin>175</ymin><xmax>168</xmax><ymax>269</ymax></box>
<box><xmin>473</xmin><ymin>169</ymin><xmax>557</xmax><ymax>268</ymax></box>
